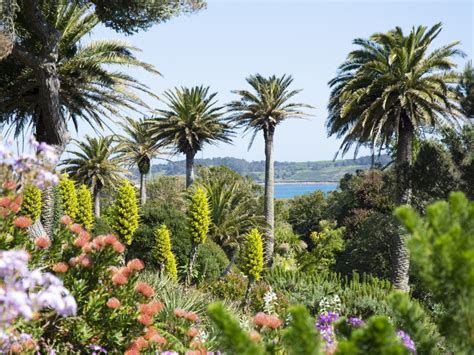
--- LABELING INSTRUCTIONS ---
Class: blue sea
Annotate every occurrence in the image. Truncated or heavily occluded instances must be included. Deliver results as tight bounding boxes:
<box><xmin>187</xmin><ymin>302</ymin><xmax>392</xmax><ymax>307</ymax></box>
<box><xmin>274</xmin><ymin>183</ymin><xmax>338</xmax><ymax>199</ymax></box>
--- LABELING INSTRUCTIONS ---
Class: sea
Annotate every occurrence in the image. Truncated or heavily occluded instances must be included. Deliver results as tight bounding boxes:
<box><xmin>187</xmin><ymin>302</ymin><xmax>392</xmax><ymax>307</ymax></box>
<box><xmin>274</xmin><ymin>182</ymin><xmax>338</xmax><ymax>199</ymax></box>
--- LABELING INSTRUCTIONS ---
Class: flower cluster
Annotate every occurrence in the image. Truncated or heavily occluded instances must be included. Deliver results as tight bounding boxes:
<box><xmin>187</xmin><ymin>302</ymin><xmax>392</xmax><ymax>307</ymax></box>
<box><xmin>0</xmin><ymin>137</ymin><xmax>59</xmax><ymax>189</ymax></box>
<box><xmin>253</xmin><ymin>312</ymin><xmax>283</xmax><ymax>329</ymax></box>
<box><xmin>316</xmin><ymin>311</ymin><xmax>339</xmax><ymax>350</ymax></box>
<box><xmin>0</xmin><ymin>331</ymin><xmax>37</xmax><ymax>353</ymax></box>
<box><xmin>262</xmin><ymin>287</ymin><xmax>278</xmax><ymax>315</ymax></box>
<box><xmin>397</xmin><ymin>330</ymin><xmax>416</xmax><ymax>354</ymax></box>
<box><xmin>0</xmin><ymin>250</ymin><xmax>76</xmax><ymax>352</ymax></box>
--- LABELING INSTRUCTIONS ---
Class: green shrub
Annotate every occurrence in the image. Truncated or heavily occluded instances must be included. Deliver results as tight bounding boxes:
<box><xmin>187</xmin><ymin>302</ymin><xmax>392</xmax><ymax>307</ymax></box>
<box><xmin>153</xmin><ymin>224</ymin><xmax>178</xmax><ymax>280</ymax></box>
<box><xmin>21</xmin><ymin>184</ymin><xmax>42</xmax><ymax>221</ymax></box>
<box><xmin>111</xmin><ymin>180</ymin><xmax>139</xmax><ymax>245</ymax></box>
<box><xmin>288</xmin><ymin>190</ymin><xmax>327</xmax><ymax>237</ymax></box>
<box><xmin>58</xmin><ymin>174</ymin><xmax>78</xmax><ymax>219</ymax></box>
<box><xmin>76</xmin><ymin>184</ymin><xmax>94</xmax><ymax>230</ymax></box>
<box><xmin>186</xmin><ymin>187</ymin><xmax>211</xmax><ymax>284</ymax></box>
<box><xmin>396</xmin><ymin>192</ymin><xmax>474</xmax><ymax>352</ymax></box>
<box><xmin>93</xmin><ymin>216</ymin><xmax>114</xmax><ymax>235</ymax></box>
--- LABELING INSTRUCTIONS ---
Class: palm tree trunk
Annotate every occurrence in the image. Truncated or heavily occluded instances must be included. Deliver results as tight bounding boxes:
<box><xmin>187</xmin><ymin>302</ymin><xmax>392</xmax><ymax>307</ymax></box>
<box><xmin>186</xmin><ymin>243</ymin><xmax>198</xmax><ymax>286</ymax></box>
<box><xmin>392</xmin><ymin>116</ymin><xmax>414</xmax><ymax>292</ymax></box>
<box><xmin>93</xmin><ymin>185</ymin><xmax>101</xmax><ymax>218</ymax></box>
<box><xmin>185</xmin><ymin>151</ymin><xmax>196</xmax><ymax>188</ymax></box>
<box><xmin>263</xmin><ymin>127</ymin><xmax>275</xmax><ymax>266</ymax></box>
<box><xmin>219</xmin><ymin>251</ymin><xmax>237</xmax><ymax>279</ymax></box>
<box><xmin>140</xmin><ymin>172</ymin><xmax>147</xmax><ymax>206</ymax></box>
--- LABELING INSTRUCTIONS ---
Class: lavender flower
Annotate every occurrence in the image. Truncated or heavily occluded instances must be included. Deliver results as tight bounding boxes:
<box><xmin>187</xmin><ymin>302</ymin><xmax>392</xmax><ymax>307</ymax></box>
<box><xmin>316</xmin><ymin>311</ymin><xmax>339</xmax><ymax>348</ymax></box>
<box><xmin>0</xmin><ymin>250</ymin><xmax>77</xmax><ymax>329</ymax></box>
<box><xmin>90</xmin><ymin>344</ymin><xmax>108</xmax><ymax>354</ymax></box>
<box><xmin>397</xmin><ymin>330</ymin><xmax>416</xmax><ymax>354</ymax></box>
<box><xmin>347</xmin><ymin>316</ymin><xmax>365</xmax><ymax>327</ymax></box>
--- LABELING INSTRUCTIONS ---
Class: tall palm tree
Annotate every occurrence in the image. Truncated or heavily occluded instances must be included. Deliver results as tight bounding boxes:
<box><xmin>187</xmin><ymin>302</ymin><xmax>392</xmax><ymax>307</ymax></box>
<box><xmin>228</xmin><ymin>74</ymin><xmax>312</xmax><ymax>265</ymax></box>
<box><xmin>0</xmin><ymin>2</ymin><xmax>159</xmax><ymax>147</ymax></box>
<box><xmin>116</xmin><ymin>117</ymin><xmax>163</xmax><ymax>206</ymax></box>
<box><xmin>327</xmin><ymin>23</ymin><xmax>464</xmax><ymax>291</ymax></box>
<box><xmin>149</xmin><ymin>86</ymin><xmax>233</xmax><ymax>187</ymax></box>
<box><xmin>60</xmin><ymin>136</ymin><xmax>125</xmax><ymax>217</ymax></box>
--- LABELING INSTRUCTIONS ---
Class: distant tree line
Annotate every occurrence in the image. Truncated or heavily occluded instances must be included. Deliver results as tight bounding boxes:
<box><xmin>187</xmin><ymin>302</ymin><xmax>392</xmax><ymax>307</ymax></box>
<box><xmin>146</xmin><ymin>155</ymin><xmax>391</xmax><ymax>182</ymax></box>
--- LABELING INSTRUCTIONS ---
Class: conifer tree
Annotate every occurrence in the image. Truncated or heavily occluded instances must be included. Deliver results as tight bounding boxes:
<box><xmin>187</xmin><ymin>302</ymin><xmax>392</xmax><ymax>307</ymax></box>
<box><xmin>21</xmin><ymin>185</ymin><xmax>42</xmax><ymax>222</ymax></box>
<box><xmin>112</xmin><ymin>180</ymin><xmax>139</xmax><ymax>245</ymax></box>
<box><xmin>186</xmin><ymin>187</ymin><xmax>210</xmax><ymax>285</ymax></box>
<box><xmin>241</xmin><ymin>228</ymin><xmax>264</xmax><ymax>308</ymax></box>
<box><xmin>58</xmin><ymin>174</ymin><xmax>78</xmax><ymax>219</ymax></box>
<box><xmin>153</xmin><ymin>224</ymin><xmax>178</xmax><ymax>280</ymax></box>
<box><xmin>76</xmin><ymin>184</ymin><xmax>94</xmax><ymax>231</ymax></box>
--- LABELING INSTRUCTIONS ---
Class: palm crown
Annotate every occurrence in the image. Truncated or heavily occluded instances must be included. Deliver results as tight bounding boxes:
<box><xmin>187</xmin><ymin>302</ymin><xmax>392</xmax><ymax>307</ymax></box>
<box><xmin>150</xmin><ymin>86</ymin><xmax>233</xmax><ymax>155</ymax></box>
<box><xmin>61</xmin><ymin>136</ymin><xmax>124</xmax><ymax>193</ymax></box>
<box><xmin>327</xmin><ymin>23</ymin><xmax>464</xmax><ymax>157</ymax></box>
<box><xmin>227</xmin><ymin>74</ymin><xmax>312</xmax><ymax>145</ymax></box>
<box><xmin>116</xmin><ymin>117</ymin><xmax>161</xmax><ymax>175</ymax></box>
<box><xmin>0</xmin><ymin>2</ymin><xmax>159</xmax><ymax>139</ymax></box>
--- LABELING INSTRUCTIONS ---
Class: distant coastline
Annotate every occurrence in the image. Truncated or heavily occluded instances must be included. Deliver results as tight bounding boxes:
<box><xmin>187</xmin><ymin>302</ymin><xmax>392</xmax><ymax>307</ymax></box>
<box><xmin>270</xmin><ymin>181</ymin><xmax>338</xmax><ymax>185</ymax></box>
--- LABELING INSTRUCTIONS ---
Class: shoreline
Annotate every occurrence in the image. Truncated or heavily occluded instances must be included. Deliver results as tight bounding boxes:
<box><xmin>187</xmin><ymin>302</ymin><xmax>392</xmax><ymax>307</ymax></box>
<box><xmin>258</xmin><ymin>181</ymin><xmax>339</xmax><ymax>185</ymax></box>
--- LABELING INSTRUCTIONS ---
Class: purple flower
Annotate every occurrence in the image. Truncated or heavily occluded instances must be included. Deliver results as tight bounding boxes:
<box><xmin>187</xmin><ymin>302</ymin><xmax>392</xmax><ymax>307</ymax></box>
<box><xmin>90</xmin><ymin>344</ymin><xmax>108</xmax><ymax>354</ymax></box>
<box><xmin>347</xmin><ymin>316</ymin><xmax>365</xmax><ymax>327</ymax></box>
<box><xmin>316</xmin><ymin>311</ymin><xmax>339</xmax><ymax>347</ymax></box>
<box><xmin>397</xmin><ymin>330</ymin><xmax>416</xmax><ymax>354</ymax></box>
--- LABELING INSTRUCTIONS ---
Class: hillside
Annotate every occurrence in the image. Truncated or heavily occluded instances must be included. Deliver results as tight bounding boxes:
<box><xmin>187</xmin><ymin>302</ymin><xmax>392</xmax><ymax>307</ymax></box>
<box><xmin>149</xmin><ymin>155</ymin><xmax>391</xmax><ymax>182</ymax></box>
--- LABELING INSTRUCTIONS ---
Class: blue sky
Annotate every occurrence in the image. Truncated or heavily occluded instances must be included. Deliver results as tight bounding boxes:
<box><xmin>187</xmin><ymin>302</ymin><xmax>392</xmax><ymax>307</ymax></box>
<box><xmin>84</xmin><ymin>0</ymin><xmax>473</xmax><ymax>162</ymax></box>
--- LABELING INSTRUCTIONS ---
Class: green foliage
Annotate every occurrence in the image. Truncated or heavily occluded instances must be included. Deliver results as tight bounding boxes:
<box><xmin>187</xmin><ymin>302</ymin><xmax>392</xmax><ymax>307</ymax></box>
<box><xmin>147</xmin><ymin>175</ymin><xmax>186</xmax><ymax>210</ymax></box>
<box><xmin>207</xmin><ymin>303</ymin><xmax>265</xmax><ymax>355</ymax></box>
<box><xmin>90</xmin><ymin>0</ymin><xmax>206</xmax><ymax>34</ymax></box>
<box><xmin>76</xmin><ymin>185</ymin><xmax>94</xmax><ymax>230</ymax></box>
<box><xmin>187</xmin><ymin>187</ymin><xmax>210</xmax><ymax>246</ymax></box>
<box><xmin>335</xmin><ymin>213</ymin><xmax>395</xmax><ymax>280</ymax></box>
<box><xmin>58</xmin><ymin>174</ymin><xmax>78</xmax><ymax>219</ymax></box>
<box><xmin>283</xmin><ymin>305</ymin><xmax>321</xmax><ymax>355</ymax></box>
<box><xmin>412</xmin><ymin>140</ymin><xmax>460</xmax><ymax>210</ymax></box>
<box><xmin>336</xmin><ymin>316</ymin><xmax>408</xmax><ymax>354</ymax></box>
<box><xmin>21</xmin><ymin>185</ymin><xmax>42</xmax><ymax>222</ymax></box>
<box><xmin>298</xmin><ymin>220</ymin><xmax>345</xmax><ymax>272</ymax></box>
<box><xmin>153</xmin><ymin>224</ymin><xmax>178</xmax><ymax>280</ymax></box>
<box><xmin>112</xmin><ymin>180</ymin><xmax>139</xmax><ymax>245</ymax></box>
<box><xmin>93</xmin><ymin>217</ymin><xmax>114</xmax><ymax>235</ymax></box>
<box><xmin>456</xmin><ymin>60</ymin><xmax>474</xmax><ymax>118</ymax></box>
<box><xmin>265</xmin><ymin>268</ymin><xmax>393</xmax><ymax>319</ymax></box>
<box><xmin>129</xmin><ymin>201</ymin><xmax>229</xmax><ymax>281</ymax></box>
<box><xmin>241</xmin><ymin>229</ymin><xmax>264</xmax><ymax>281</ymax></box>
<box><xmin>388</xmin><ymin>292</ymin><xmax>442</xmax><ymax>354</ymax></box>
<box><xmin>396</xmin><ymin>192</ymin><xmax>474</xmax><ymax>352</ymax></box>
<box><xmin>288</xmin><ymin>190</ymin><xmax>327</xmax><ymax>237</ymax></box>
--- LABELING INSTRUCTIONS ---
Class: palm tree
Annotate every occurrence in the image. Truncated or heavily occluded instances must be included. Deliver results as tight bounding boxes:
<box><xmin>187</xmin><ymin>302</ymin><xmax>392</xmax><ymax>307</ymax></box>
<box><xmin>228</xmin><ymin>74</ymin><xmax>312</xmax><ymax>265</ymax></box>
<box><xmin>456</xmin><ymin>60</ymin><xmax>474</xmax><ymax>119</ymax></box>
<box><xmin>0</xmin><ymin>2</ymin><xmax>159</xmax><ymax>148</ymax></box>
<box><xmin>149</xmin><ymin>86</ymin><xmax>233</xmax><ymax>187</ymax></box>
<box><xmin>60</xmin><ymin>136</ymin><xmax>125</xmax><ymax>217</ymax></box>
<box><xmin>327</xmin><ymin>23</ymin><xmax>464</xmax><ymax>291</ymax></box>
<box><xmin>116</xmin><ymin>117</ymin><xmax>163</xmax><ymax>206</ymax></box>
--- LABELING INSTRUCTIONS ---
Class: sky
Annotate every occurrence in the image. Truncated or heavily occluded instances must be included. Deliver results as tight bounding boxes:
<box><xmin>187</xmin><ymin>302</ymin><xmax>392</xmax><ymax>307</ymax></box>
<box><xmin>81</xmin><ymin>0</ymin><xmax>473</xmax><ymax>162</ymax></box>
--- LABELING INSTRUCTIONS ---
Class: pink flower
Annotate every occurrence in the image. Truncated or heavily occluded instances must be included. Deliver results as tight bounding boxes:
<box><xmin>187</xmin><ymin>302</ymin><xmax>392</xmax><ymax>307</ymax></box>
<box><xmin>266</xmin><ymin>315</ymin><xmax>283</xmax><ymax>329</ymax></box>
<box><xmin>185</xmin><ymin>311</ymin><xmax>199</xmax><ymax>322</ymax></box>
<box><xmin>59</xmin><ymin>215</ymin><xmax>73</xmax><ymax>225</ymax></box>
<box><xmin>13</xmin><ymin>216</ymin><xmax>32</xmax><ymax>228</ymax></box>
<box><xmin>35</xmin><ymin>236</ymin><xmax>50</xmax><ymax>249</ymax></box>
<box><xmin>112</xmin><ymin>241</ymin><xmax>125</xmax><ymax>253</ymax></box>
<box><xmin>69</xmin><ymin>223</ymin><xmax>83</xmax><ymax>234</ymax></box>
<box><xmin>139</xmin><ymin>301</ymin><xmax>163</xmax><ymax>316</ymax></box>
<box><xmin>79</xmin><ymin>254</ymin><xmax>92</xmax><ymax>268</ymax></box>
<box><xmin>112</xmin><ymin>273</ymin><xmax>128</xmax><ymax>286</ymax></box>
<box><xmin>254</xmin><ymin>312</ymin><xmax>267</xmax><ymax>327</ymax></box>
<box><xmin>174</xmin><ymin>308</ymin><xmax>186</xmax><ymax>318</ymax></box>
<box><xmin>104</xmin><ymin>234</ymin><xmax>118</xmax><ymax>245</ymax></box>
<box><xmin>137</xmin><ymin>314</ymin><xmax>153</xmax><ymax>326</ymax></box>
<box><xmin>3</xmin><ymin>180</ymin><xmax>16</xmax><ymax>190</ymax></box>
<box><xmin>186</xmin><ymin>327</ymin><xmax>199</xmax><ymax>338</ymax></box>
<box><xmin>0</xmin><ymin>196</ymin><xmax>10</xmax><ymax>207</ymax></box>
<box><xmin>135</xmin><ymin>282</ymin><xmax>155</xmax><ymax>298</ymax></box>
<box><xmin>106</xmin><ymin>297</ymin><xmax>121</xmax><ymax>309</ymax></box>
<box><xmin>127</xmin><ymin>258</ymin><xmax>145</xmax><ymax>271</ymax></box>
<box><xmin>52</xmin><ymin>262</ymin><xmax>69</xmax><ymax>273</ymax></box>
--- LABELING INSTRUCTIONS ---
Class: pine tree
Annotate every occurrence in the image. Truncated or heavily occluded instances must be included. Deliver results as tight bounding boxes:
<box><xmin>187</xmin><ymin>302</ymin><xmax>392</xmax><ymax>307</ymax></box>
<box><xmin>241</xmin><ymin>228</ymin><xmax>264</xmax><ymax>308</ymax></box>
<box><xmin>112</xmin><ymin>180</ymin><xmax>139</xmax><ymax>245</ymax></box>
<box><xmin>58</xmin><ymin>174</ymin><xmax>78</xmax><ymax>219</ymax></box>
<box><xmin>21</xmin><ymin>185</ymin><xmax>42</xmax><ymax>222</ymax></box>
<box><xmin>186</xmin><ymin>187</ymin><xmax>210</xmax><ymax>285</ymax></box>
<box><xmin>153</xmin><ymin>224</ymin><xmax>178</xmax><ymax>280</ymax></box>
<box><xmin>76</xmin><ymin>184</ymin><xmax>94</xmax><ymax>231</ymax></box>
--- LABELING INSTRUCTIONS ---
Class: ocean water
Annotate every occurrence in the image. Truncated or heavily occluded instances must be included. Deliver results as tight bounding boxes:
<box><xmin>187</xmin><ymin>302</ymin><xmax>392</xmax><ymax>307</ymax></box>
<box><xmin>274</xmin><ymin>183</ymin><xmax>338</xmax><ymax>199</ymax></box>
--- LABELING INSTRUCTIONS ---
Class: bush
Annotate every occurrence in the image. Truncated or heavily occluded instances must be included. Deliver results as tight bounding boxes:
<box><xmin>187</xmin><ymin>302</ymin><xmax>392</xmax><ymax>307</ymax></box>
<box><xmin>396</xmin><ymin>192</ymin><xmax>474</xmax><ymax>352</ymax></box>
<box><xmin>111</xmin><ymin>180</ymin><xmax>139</xmax><ymax>245</ymax></box>
<box><xmin>288</xmin><ymin>190</ymin><xmax>327</xmax><ymax>238</ymax></box>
